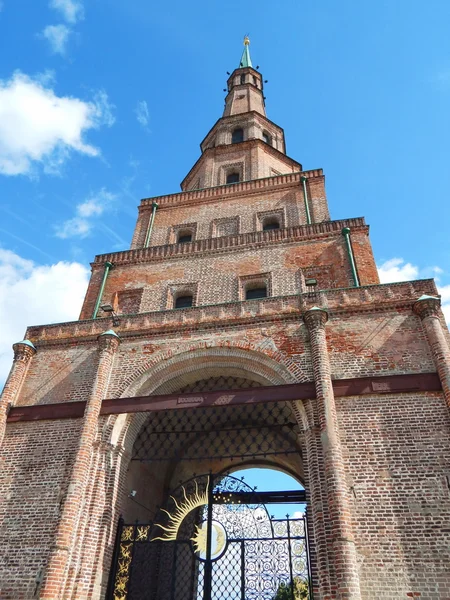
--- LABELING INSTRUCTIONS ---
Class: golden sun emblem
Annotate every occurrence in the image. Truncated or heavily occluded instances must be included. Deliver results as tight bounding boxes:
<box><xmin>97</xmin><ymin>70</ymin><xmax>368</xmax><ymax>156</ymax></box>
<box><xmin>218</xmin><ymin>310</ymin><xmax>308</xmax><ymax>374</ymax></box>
<box><xmin>153</xmin><ymin>479</ymin><xmax>227</xmax><ymax>560</ymax></box>
<box><xmin>153</xmin><ymin>479</ymin><xmax>209</xmax><ymax>542</ymax></box>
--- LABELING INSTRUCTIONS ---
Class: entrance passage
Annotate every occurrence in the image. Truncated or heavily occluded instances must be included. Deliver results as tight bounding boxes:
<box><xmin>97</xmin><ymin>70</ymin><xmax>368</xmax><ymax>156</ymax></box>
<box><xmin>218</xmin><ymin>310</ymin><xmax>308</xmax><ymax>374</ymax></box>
<box><xmin>107</xmin><ymin>473</ymin><xmax>311</xmax><ymax>600</ymax></box>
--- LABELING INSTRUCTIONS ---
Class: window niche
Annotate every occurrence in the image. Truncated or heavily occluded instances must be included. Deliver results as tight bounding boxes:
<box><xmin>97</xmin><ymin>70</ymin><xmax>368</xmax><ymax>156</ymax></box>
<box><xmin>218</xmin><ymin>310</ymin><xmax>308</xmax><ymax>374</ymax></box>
<box><xmin>262</xmin><ymin>131</ymin><xmax>272</xmax><ymax>146</ymax></box>
<box><xmin>169</xmin><ymin>223</ymin><xmax>197</xmax><ymax>245</ymax></box>
<box><xmin>175</xmin><ymin>295</ymin><xmax>193</xmax><ymax>309</ymax></box>
<box><xmin>262</xmin><ymin>217</ymin><xmax>280</xmax><ymax>231</ymax></box>
<box><xmin>167</xmin><ymin>283</ymin><xmax>198</xmax><ymax>310</ymax></box>
<box><xmin>226</xmin><ymin>172</ymin><xmax>240</xmax><ymax>184</ymax></box>
<box><xmin>257</xmin><ymin>209</ymin><xmax>285</xmax><ymax>232</ymax></box>
<box><xmin>211</xmin><ymin>216</ymin><xmax>240</xmax><ymax>238</ymax></box>
<box><xmin>239</xmin><ymin>273</ymin><xmax>272</xmax><ymax>302</ymax></box>
<box><xmin>231</xmin><ymin>128</ymin><xmax>244</xmax><ymax>144</ymax></box>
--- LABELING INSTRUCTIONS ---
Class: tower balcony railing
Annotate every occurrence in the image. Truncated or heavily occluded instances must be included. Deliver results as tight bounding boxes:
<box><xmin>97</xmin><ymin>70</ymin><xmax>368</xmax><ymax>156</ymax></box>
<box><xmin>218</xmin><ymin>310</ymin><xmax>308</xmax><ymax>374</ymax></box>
<box><xmin>25</xmin><ymin>279</ymin><xmax>438</xmax><ymax>345</ymax></box>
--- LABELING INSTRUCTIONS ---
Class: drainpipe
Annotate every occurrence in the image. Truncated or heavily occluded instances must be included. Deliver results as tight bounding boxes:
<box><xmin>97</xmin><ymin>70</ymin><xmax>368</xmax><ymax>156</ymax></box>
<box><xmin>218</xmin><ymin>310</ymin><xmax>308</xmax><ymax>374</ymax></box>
<box><xmin>342</xmin><ymin>227</ymin><xmax>360</xmax><ymax>287</ymax></box>
<box><xmin>92</xmin><ymin>261</ymin><xmax>113</xmax><ymax>319</ymax></box>
<box><xmin>301</xmin><ymin>176</ymin><xmax>312</xmax><ymax>225</ymax></box>
<box><xmin>144</xmin><ymin>201</ymin><xmax>158</xmax><ymax>248</ymax></box>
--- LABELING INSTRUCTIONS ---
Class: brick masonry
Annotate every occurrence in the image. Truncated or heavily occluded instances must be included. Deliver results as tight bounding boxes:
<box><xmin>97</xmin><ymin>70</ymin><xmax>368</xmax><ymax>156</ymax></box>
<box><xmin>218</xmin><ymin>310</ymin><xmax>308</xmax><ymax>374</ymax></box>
<box><xmin>1</xmin><ymin>50</ymin><xmax>450</xmax><ymax>600</ymax></box>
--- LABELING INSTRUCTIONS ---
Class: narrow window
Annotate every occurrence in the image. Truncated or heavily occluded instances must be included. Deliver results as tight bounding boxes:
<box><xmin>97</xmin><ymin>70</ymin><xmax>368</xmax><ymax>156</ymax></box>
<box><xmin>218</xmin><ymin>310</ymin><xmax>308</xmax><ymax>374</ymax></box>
<box><xmin>253</xmin><ymin>76</ymin><xmax>258</xmax><ymax>86</ymax></box>
<box><xmin>226</xmin><ymin>172</ymin><xmax>240</xmax><ymax>184</ymax></box>
<box><xmin>262</xmin><ymin>132</ymin><xmax>271</xmax><ymax>145</ymax></box>
<box><xmin>175</xmin><ymin>295</ymin><xmax>193</xmax><ymax>309</ymax></box>
<box><xmin>178</xmin><ymin>232</ymin><xmax>192</xmax><ymax>243</ymax></box>
<box><xmin>246</xmin><ymin>287</ymin><xmax>267</xmax><ymax>300</ymax></box>
<box><xmin>240</xmin><ymin>74</ymin><xmax>245</xmax><ymax>85</ymax></box>
<box><xmin>262</xmin><ymin>218</ymin><xmax>280</xmax><ymax>231</ymax></box>
<box><xmin>232</xmin><ymin>128</ymin><xmax>244</xmax><ymax>144</ymax></box>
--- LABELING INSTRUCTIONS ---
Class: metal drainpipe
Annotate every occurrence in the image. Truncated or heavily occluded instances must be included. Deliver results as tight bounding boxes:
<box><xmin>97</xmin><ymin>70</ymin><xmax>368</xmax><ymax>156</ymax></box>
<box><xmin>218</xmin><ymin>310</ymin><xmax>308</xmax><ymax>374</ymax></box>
<box><xmin>301</xmin><ymin>176</ymin><xmax>312</xmax><ymax>225</ymax></box>
<box><xmin>92</xmin><ymin>261</ymin><xmax>113</xmax><ymax>319</ymax></box>
<box><xmin>144</xmin><ymin>201</ymin><xmax>159</xmax><ymax>248</ymax></box>
<box><xmin>342</xmin><ymin>227</ymin><xmax>360</xmax><ymax>287</ymax></box>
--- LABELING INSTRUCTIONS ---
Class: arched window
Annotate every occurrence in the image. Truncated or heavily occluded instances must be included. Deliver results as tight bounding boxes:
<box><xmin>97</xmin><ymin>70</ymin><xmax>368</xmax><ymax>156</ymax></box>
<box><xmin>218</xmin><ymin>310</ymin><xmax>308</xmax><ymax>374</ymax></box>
<box><xmin>262</xmin><ymin>132</ymin><xmax>272</xmax><ymax>145</ymax></box>
<box><xmin>246</xmin><ymin>286</ymin><xmax>267</xmax><ymax>300</ymax></box>
<box><xmin>240</xmin><ymin>74</ymin><xmax>245</xmax><ymax>85</ymax></box>
<box><xmin>177</xmin><ymin>231</ymin><xmax>192</xmax><ymax>243</ymax></box>
<box><xmin>226</xmin><ymin>172</ymin><xmax>240</xmax><ymax>184</ymax></box>
<box><xmin>262</xmin><ymin>217</ymin><xmax>280</xmax><ymax>231</ymax></box>
<box><xmin>232</xmin><ymin>128</ymin><xmax>244</xmax><ymax>144</ymax></box>
<box><xmin>175</xmin><ymin>295</ymin><xmax>193</xmax><ymax>309</ymax></box>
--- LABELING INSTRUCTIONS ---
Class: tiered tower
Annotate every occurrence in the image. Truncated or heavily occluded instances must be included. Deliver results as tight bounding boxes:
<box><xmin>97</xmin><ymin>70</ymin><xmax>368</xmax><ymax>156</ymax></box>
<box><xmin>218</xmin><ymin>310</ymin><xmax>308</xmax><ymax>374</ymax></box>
<box><xmin>1</xmin><ymin>39</ymin><xmax>450</xmax><ymax>600</ymax></box>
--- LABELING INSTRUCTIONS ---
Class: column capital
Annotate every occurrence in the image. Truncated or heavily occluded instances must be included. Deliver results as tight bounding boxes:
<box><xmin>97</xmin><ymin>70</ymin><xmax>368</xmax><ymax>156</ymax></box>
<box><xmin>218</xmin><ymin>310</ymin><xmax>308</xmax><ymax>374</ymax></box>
<box><xmin>304</xmin><ymin>307</ymin><xmax>328</xmax><ymax>331</ymax></box>
<box><xmin>413</xmin><ymin>295</ymin><xmax>441</xmax><ymax>320</ymax></box>
<box><xmin>12</xmin><ymin>339</ymin><xmax>36</xmax><ymax>363</ymax></box>
<box><xmin>97</xmin><ymin>330</ymin><xmax>120</xmax><ymax>354</ymax></box>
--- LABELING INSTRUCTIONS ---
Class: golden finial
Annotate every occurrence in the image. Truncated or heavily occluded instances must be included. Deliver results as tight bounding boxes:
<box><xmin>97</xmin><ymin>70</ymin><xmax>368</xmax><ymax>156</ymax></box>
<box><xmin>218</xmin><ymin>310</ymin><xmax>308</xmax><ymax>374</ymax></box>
<box><xmin>244</xmin><ymin>35</ymin><xmax>250</xmax><ymax>46</ymax></box>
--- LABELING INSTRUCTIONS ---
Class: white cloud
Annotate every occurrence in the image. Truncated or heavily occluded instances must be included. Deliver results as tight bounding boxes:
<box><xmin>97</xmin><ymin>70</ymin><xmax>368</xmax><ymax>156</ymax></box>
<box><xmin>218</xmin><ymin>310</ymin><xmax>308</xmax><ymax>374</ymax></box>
<box><xmin>0</xmin><ymin>71</ymin><xmax>115</xmax><ymax>176</ymax></box>
<box><xmin>135</xmin><ymin>100</ymin><xmax>150</xmax><ymax>130</ymax></box>
<box><xmin>41</xmin><ymin>24</ymin><xmax>71</xmax><ymax>55</ymax></box>
<box><xmin>50</xmin><ymin>0</ymin><xmax>84</xmax><ymax>23</ymax></box>
<box><xmin>0</xmin><ymin>248</ymin><xmax>89</xmax><ymax>385</ymax></box>
<box><xmin>377</xmin><ymin>258</ymin><xmax>418</xmax><ymax>283</ymax></box>
<box><xmin>55</xmin><ymin>188</ymin><xmax>116</xmax><ymax>238</ymax></box>
<box><xmin>377</xmin><ymin>258</ymin><xmax>450</xmax><ymax>323</ymax></box>
<box><xmin>291</xmin><ymin>511</ymin><xmax>305</xmax><ymax>518</ymax></box>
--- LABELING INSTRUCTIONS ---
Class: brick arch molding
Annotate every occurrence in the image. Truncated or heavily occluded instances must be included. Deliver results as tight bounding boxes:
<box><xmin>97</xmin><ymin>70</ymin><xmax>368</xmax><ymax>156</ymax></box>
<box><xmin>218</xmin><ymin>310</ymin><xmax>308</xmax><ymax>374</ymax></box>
<box><xmin>106</xmin><ymin>343</ymin><xmax>309</xmax><ymax>452</ymax></box>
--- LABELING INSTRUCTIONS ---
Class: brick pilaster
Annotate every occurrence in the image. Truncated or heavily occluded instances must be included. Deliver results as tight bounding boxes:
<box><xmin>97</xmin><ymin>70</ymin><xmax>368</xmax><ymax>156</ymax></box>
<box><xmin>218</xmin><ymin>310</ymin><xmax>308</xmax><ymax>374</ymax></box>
<box><xmin>40</xmin><ymin>330</ymin><xmax>120</xmax><ymax>600</ymax></box>
<box><xmin>0</xmin><ymin>340</ymin><xmax>36</xmax><ymax>447</ymax></box>
<box><xmin>304</xmin><ymin>307</ymin><xmax>361</xmax><ymax>600</ymax></box>
<box><xmin>414</xmin><ymin>295</ymin><xmax>450</xmax><ymax>409</ymax></box>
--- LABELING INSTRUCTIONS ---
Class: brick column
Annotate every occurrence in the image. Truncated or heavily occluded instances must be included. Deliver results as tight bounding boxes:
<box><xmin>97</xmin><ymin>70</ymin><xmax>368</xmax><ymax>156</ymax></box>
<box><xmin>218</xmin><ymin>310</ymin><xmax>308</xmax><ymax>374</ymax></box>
<box><xmin>304</xmin><ymin>307</ymin><xmax>361</xmax><ymax>600</ymax></box>
<box><xmin>414</xmin><ymin>295</ymin><xmax>450</xmax><ymax>409</ymax></box>
<box><xmin>0</xmin><ymin>339</ymin><xmax>36</xmax><ymax>447</ymax></box>
<box><xmin>40</xmin><ymin>330</ymin><xmax>120</xmax><ymax>600</ymax></box>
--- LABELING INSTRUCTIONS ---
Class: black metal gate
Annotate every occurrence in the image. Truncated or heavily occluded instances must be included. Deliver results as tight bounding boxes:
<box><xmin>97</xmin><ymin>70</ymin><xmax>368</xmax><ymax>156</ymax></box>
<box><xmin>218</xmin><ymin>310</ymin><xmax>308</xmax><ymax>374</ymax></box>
<box><xmin>107</xmin><ymin>473</ymin><xmax>312</xmax><ymax>600</ymax></box>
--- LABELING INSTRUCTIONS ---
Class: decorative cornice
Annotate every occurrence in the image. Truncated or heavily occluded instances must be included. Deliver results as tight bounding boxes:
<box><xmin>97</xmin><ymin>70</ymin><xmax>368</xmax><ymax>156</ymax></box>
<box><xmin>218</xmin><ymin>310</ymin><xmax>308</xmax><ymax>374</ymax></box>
<box><xmin>12</xmin><ymin>340</ymin><xmax>37</xmax><ymax>362</ymax></box>
<box><xmin>413</xmin><ymin>295</ymin><xmax>441</xmax><ymax>320</ymax></box>
<box><xmin>98</xmin><ymin>330</ymin><xmax>120</xmax><ymax>353</ymax></box>
<box><xmin>24</xmin><ymin>279</ymin><xmax>438</xmax><ymax>347</ymax></box>
<box><xmin>94</xmin><ymin>217</ymin><xmax>367</xmax><ymax>267</ymax></box>
<box><xmin>139</xmin><ymin>170</ymin><xmax>323</xmax><ymax>210</ymax></box>
<box><xmin>304</xmin><ymin>307</ymin><xmax>328</xmax><ymax>331</ymax></box>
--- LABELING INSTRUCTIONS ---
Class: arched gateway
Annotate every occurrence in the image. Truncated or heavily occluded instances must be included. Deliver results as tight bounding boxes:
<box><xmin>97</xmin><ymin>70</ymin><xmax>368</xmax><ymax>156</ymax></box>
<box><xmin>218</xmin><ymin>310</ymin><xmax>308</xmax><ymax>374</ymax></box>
<box><xmin>104</xmin><ymin>348</ymin><xmax>314</xmax><ymax>599</ymax></box>
<box><xmin>1</xmin><ymin>37</ymin><xmax>450</xmax><ymax>600</ymax></box>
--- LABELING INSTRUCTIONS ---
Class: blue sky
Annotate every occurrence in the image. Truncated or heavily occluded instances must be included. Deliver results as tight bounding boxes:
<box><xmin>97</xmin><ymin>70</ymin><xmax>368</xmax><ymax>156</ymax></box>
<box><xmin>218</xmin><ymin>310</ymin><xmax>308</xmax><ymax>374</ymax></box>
<box><xmin>1</xmin><ymin>0</ymin><xmax>450</xmax><ymax>381</ymax></box>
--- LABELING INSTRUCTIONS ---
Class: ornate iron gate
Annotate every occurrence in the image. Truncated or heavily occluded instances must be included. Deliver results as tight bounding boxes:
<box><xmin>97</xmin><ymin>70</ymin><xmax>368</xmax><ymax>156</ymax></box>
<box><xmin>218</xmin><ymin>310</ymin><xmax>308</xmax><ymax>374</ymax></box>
<box><xmin>107</xmin><ymin>474</ymin><xmax>312</xmax><ymax>600</ymax></box>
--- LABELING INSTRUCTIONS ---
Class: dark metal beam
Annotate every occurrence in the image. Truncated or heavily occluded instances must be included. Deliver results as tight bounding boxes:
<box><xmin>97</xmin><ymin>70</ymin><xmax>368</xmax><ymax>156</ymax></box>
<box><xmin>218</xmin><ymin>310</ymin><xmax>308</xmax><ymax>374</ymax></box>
<box><xmin>212</xmin><ymin>490</ymin><xmax>306</xmax><ymax>504</ymax></box>
<box><xmin>6</xmin><ymin>372</ymin><xmax>442</xmax><ymax>423</ymax></box>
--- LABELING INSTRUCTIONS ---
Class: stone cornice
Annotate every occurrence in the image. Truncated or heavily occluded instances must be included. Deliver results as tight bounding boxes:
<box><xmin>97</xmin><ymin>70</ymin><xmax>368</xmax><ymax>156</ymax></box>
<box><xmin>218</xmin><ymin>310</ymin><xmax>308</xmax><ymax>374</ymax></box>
<box><xmin>140</xmin><ymin>170</ymin><xmax>322</xmax><ymax>211</ymax></box>
<box><xmin>25</xmin><ymin>279</ymin><xmax>438</xmax><ymax>347</ymax></box>
<box><xmin>94</xmin><ymin>217</ymin><xmax>366</xmax><ymax>267</ymax></box>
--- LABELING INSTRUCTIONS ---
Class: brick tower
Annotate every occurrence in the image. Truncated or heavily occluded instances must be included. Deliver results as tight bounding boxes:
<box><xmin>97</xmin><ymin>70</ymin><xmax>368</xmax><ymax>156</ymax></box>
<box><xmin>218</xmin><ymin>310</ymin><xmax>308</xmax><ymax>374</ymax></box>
<box><xmin>1</xmin><ymin>39</ymin><xmax>450</xmax><ymax>600</ymax></box>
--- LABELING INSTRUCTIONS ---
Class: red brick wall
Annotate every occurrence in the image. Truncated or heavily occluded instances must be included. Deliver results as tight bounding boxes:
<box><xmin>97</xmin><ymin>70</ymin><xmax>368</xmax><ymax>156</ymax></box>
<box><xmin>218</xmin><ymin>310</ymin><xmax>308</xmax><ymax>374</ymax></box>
<box><xmin>0</xmin><ymin>419</ymin><xmax>81</xmax><ymax>599</ymax></box>
<box><xmin>338</xmin><ymin>391</ymin><xmax>450</xmax><ymax>598</ymax></box>
<box><xmin>18</xmin><ymin>344</ymin><xmax>98</xmax><ymax>406</ymax></box>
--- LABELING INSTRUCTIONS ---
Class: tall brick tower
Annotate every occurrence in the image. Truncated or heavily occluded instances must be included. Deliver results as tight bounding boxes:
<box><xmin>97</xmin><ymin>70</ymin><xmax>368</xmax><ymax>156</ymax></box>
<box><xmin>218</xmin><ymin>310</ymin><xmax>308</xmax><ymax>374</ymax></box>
<box><xmin>1</xmin><ymin>39</ymin><xmax>450</xmax><ymax>600</ymax></box>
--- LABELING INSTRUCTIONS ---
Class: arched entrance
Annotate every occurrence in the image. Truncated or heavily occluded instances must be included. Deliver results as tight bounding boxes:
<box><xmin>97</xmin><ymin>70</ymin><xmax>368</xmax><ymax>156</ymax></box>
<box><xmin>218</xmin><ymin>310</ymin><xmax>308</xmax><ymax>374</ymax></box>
<box><xmin>105</xmin><ymin>348</ymin><xmax>313</xmax><ymax>599</ymax></box>
<box><xmin>107</xmin><ymin>471</ymin><xmax>311</xmax><ymax>600</ymax></box>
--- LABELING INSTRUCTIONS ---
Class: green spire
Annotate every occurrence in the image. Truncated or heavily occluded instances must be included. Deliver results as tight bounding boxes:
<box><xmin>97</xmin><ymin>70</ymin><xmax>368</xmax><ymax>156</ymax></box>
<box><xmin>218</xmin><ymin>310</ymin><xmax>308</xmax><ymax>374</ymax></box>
<box><xmin>239</xmin><ymin>36</ymin><xmax>253</xmax><ymax>68</ymax></box>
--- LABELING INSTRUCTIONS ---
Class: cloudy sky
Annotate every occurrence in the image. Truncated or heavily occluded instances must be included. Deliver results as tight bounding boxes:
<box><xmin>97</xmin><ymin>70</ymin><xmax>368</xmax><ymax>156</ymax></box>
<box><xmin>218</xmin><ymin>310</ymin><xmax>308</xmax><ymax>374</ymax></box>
<box><xmin>1</xmin><ymin>0</ymin><xmax>450</xmax><ymax>383</ymax></box>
